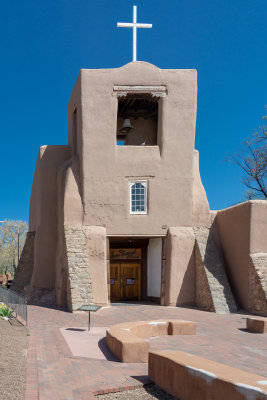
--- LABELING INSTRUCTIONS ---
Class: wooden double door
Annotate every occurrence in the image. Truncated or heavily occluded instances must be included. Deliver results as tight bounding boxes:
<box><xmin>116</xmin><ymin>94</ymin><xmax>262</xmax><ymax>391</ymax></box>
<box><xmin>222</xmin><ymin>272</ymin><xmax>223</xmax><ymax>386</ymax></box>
<box><xmin>110</xmin><ymin>262</ymin><xmax>141</xmax><ymax>302</ymax></box>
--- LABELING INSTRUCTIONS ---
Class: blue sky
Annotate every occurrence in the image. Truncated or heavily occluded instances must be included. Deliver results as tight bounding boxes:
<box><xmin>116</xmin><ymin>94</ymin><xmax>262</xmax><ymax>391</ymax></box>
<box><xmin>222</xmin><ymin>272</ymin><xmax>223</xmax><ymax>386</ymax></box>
<box><xmin>0</xmin><ymin>0</ymin><xmax>266</xmax><ymax>222</ymax></box>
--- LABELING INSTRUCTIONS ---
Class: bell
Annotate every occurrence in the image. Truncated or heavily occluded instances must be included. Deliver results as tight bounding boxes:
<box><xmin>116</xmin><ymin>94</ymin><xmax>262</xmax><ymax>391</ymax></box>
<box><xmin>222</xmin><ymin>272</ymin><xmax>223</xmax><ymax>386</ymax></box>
<box><xmin>120</xmin><ymin>118</ymin><xmax>133</xmax><ymax>134</ymax></box>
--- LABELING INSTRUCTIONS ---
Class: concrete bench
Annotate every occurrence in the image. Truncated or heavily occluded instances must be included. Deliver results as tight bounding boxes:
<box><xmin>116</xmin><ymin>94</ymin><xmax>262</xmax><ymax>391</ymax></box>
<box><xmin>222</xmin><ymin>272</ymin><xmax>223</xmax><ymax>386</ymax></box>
<box><xmin>149</xmin><ymin>350</ymin><xmax>267</xmax><ymax>400</ymax></box>
<box><xmin>247</xmin><ymin>317</ymin><xmax>267</xmax><ymax>333</ymax></box>
<box><xmin>106</xmin><ymin>319</ymin><xmax>196</xmax><ymax>363</ymax></box>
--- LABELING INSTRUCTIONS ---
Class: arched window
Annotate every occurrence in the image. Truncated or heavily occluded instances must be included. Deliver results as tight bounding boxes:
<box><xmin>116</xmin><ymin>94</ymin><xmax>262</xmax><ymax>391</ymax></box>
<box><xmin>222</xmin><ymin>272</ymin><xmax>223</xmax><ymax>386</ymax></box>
<box><xmin>130</xmin><ymin>181</ymin><xmax>147</xmax><ymax>214</ymax></box>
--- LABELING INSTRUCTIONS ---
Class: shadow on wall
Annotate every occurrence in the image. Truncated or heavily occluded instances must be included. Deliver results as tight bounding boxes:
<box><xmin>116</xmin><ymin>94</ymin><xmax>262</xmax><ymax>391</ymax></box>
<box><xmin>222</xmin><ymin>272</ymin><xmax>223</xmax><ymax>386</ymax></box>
<box><xmin>176</xmin><ymin>251</ymin><xmax>195</xmax><ymax>307</ymax></box>
<box><xmin>97</xmin><ymin>337</ymin><xmax>120</xmax><ymax>362</ymax></box>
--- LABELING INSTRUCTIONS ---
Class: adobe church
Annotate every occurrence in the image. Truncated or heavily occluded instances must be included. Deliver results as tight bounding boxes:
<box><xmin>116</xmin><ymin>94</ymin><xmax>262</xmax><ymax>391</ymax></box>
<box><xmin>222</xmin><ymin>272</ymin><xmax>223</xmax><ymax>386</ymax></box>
<box><xmin>13</xmin><ymin>61</ymin><xmax>267</xmax><ymax>316</ymax></box>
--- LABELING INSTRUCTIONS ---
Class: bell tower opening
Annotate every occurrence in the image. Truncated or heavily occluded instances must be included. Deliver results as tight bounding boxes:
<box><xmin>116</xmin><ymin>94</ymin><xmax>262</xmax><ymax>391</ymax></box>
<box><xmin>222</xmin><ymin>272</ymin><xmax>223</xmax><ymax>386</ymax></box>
<box><xmin>116</xmin><ymin>94</ymin><xmax>159</xmax><ymax>146</ymax></box>
<box><xmin>114</xmin><ymin>85</ymin><xmax>167</xmax><ymax>146</ymax></box>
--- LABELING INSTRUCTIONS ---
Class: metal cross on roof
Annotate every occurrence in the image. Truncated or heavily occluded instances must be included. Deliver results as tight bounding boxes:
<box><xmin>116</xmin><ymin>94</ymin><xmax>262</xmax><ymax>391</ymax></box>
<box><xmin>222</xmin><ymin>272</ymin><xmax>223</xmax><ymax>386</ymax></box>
<box><xmin>117</xmin><ymin>5</ymin><xmax>152</xmax><ymax>62</ymax></box>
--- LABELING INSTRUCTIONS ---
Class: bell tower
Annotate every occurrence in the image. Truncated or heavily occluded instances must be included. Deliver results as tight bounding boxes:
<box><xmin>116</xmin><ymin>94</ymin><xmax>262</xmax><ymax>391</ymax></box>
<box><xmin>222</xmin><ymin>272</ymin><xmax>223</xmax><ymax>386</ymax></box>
<box><xmin>67</xmin><ymin>61</ymin><xmax>198</xmax><ymax>234</ymax></box>
<box><xmin>24</xmin><ymin>61</ymin><xmax>210</xmax><ymax>311</ymax></box>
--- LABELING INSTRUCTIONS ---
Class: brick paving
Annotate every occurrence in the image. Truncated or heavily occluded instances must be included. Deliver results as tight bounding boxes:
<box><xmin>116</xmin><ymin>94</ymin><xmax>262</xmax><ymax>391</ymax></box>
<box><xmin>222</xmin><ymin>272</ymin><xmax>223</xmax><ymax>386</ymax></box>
<box><xmin>25</xmin><ymin>304</ymin><xmax>267</xmax><ymax>400</ymax></box>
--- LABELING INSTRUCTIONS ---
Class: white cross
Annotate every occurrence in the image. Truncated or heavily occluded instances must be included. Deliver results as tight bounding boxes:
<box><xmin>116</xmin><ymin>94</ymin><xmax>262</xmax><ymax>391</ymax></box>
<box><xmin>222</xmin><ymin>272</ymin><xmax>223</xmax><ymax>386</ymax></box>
<box><xmin>117</xmin><ymin>5</ymin><xmax>152</xmax><ymax>62</ymax></box>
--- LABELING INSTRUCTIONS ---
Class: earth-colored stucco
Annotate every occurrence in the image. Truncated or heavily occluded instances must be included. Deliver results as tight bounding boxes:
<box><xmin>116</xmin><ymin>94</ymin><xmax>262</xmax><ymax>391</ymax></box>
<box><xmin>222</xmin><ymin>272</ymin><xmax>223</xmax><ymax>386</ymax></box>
<box><xmin>68</xmin><ymin>62</ymin><xmax>198</xmax><ymax>236</ymax></box>
<box><xmin>216</xmin><ymin>202</ymin><xmax>251</xmax><ymax>309</ymax></box>
<box><xmin>164</xmin><ymin>227</ymin><xmax>195</xmax><ymax>307</ymax></box>
<box><xmin>55</xmin><ymin>156</ymin><xmax>84</xmax><ymax>307</ymax></box>
<box><xmin>216</xmin><ymin>201</ymin><xmax>267</xmax><ymax>311</ymax></box>
<box><xmin>246</xmin><ymin>317</ymin><xmax>267</xmax><ymax>333</ymax></box>
<box><xmin>29</xmin><ymin>145</ymin><xmax>71</xmax><ymax>289</ymax></box>
<box><xmin>62</xmin><ymin>156</ymin><xmax>84</xmax><ymax>226</ymax></box>
<box><xmin>106</xmin><ymin>320</ymin><xmax>196</xmax><ymax>363</ymax></box>
<box><xmin>119</xmin><ymin>117</ymin><xmax>157</xmax><ymax>146</ymax></box>
<box><xmin>17</xmin><ymin>61</ymin><xmax>266</xmax><ymax>315</ymax></box>
<box><xmin>192</xmin><ymin>150</ymin><xmax>211</xmax><ymax>227</ymax></box>
<box><xmin>250</xmin><ymin>201</ymin><xmax>267</xmax><ymax>254</ymax></box>
<box><xmin>149</xmin><ymin>350</ymin><xmax>267</xmax><ymax>400</ymax></box>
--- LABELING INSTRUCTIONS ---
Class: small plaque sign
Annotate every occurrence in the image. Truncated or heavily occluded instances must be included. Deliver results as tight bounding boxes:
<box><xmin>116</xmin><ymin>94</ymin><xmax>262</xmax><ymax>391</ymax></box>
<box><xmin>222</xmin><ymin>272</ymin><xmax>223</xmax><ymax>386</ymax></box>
<box><xmin>110</xmin><ymin>278</ymin><xmax>115</xmax><ymax>285</ymax></box>
<box><xmin>126</xmin><ymin>278</ymin><xmax>136</xmax><ymax>285</ymax></box>
<box><xmin>110</xmin><ymin>248</ymin><xmax>141</xmax><ymax>260</ymax></box>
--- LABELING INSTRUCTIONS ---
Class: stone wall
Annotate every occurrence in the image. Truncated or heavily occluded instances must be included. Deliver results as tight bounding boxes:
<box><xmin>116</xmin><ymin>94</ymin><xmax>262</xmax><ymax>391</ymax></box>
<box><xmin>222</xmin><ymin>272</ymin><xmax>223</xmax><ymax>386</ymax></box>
<box><xmin>248</xmin><ymin>253</ymin><xmax>267</xmax><ymax>315</ymax></box>
<box><xmin>12</xmin><ymin>231</ymin><xmax>35</xmax><ymax>293</ymax></box>
<box><xmin>84</xmin><ymin>226</ymin><xmax>108</xmax><ymax>306</ymax></box>
<box><xmin>194</xmin><ymin>227</ymin><xmax>237</xmax><ymax>313</ymax></box>
<box><xmin>64</xmin><ymin>225</ymin><xmax>94</xmax><ymax>311</ymax></box>
<box><xmin>195</xmin><ymin>243</ymin><xmax>215</xmax><ymax>312</ymax></box>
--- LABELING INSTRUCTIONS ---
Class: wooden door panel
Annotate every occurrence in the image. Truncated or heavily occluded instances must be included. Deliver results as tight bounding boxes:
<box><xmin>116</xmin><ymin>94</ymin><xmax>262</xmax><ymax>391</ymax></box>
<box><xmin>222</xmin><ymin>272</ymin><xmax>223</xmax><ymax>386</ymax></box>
<box><xmin>110</xmin><ymin>263</ymin><xmax>121</xmax><ymax>301</ymax></box>
<box><xmin>121</xmin><ymin>266</ymin><xmax>138</xmax><ymax>278</ymax></box>
<box><xmin>110</xmin><ymin>262</ymin><xmax>141</xmax><ymax>302</ymax></box>
<box><xmin>121</xmin><ymin>263</ymin><xmax>141</xmax><ymax>301</ymax></box>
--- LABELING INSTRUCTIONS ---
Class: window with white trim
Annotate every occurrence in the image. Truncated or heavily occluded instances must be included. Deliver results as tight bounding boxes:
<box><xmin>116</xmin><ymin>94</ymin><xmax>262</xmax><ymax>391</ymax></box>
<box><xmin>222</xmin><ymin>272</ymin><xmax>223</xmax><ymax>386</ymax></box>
<box><xmin>130</xmin><ymin>181</ymin><xmax>147</xmax><ymax>214</ymax></box>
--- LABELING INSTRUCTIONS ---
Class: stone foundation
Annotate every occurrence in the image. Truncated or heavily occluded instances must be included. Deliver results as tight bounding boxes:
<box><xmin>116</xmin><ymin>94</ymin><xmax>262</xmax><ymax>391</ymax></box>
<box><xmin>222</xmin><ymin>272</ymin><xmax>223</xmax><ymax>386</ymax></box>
<box><xmin>194</xmin><ymin>227</ymin><xmax>237</xmax><ymax>313</ymax></box>
<box><xmin>64</xmin><ymin>225</ymin><xmax>94</xmax><ymax>311</ymax></box>
<box><xmin>248</xmin><ymin>253</ymin><xmax>267</xmax><ymax>316</ymax></box>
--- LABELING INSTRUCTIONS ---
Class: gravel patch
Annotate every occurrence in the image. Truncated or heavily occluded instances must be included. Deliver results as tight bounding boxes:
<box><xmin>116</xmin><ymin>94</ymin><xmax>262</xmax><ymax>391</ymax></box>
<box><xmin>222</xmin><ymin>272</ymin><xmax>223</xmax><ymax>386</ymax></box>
<box><xmin>97</xmin><ymin>384</ymin><xmax>178</xmax><ymax>399</ymax></box>
<box><xmin>0</xmin><ymin>318</ymin><xmax>29</xmax><ymax>400</ymax></box>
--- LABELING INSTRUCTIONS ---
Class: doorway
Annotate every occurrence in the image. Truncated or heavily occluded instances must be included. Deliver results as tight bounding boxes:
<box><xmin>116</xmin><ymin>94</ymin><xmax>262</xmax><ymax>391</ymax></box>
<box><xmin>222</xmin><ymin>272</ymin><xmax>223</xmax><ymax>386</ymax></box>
<box><xmin>108</xmin><ymin>240</ymin><xmax>147</xmax><ymax>302</ymax></box>
<box><xmin>110</xmin><ymin>262</ymin><xmax>141</xmax><ymax>302</ymax></box>
<box><xmin>108</xmin><ymin>237</ymin><xmax>163</xmax><ymax>303</ymax></box>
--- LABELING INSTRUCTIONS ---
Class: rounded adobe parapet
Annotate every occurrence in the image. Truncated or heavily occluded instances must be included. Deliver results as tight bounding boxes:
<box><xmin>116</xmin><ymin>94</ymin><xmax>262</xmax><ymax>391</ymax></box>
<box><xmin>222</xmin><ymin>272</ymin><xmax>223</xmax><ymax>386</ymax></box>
<box><xmin>118</xmin><ymin>61</ymin><xmax>161</xmax><ymax>70</ymax></box>
<box><xmin>106</xmin><ymin>319</ymin><xmax>196</xmax><ymax>363</ymax></box>
<box><xmin>79</xmin><ymin>61</ymin><xmax>197</xmax><ymax>74</ymax></box>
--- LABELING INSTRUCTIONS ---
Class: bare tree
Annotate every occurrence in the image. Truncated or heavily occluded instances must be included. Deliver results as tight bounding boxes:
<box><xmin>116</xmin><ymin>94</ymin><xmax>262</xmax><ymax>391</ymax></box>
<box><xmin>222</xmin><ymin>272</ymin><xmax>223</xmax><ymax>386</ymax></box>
<box><xmin>0</xmin><ymin>220</ymin><xmax>28</xmax><ymax>275</ymax></box>
<box><xmin>227</xmin><ymin>113</ymin><xmax>267</xmax><ymax>199</ymax></box>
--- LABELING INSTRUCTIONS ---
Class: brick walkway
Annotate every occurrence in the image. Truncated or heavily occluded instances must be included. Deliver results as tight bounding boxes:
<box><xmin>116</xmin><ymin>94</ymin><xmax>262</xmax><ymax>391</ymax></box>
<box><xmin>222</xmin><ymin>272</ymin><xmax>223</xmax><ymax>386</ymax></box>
<box><xmin>24</xmin><ymin>304</ymin><xmax>267</xmax><ymax>400</ymax></box>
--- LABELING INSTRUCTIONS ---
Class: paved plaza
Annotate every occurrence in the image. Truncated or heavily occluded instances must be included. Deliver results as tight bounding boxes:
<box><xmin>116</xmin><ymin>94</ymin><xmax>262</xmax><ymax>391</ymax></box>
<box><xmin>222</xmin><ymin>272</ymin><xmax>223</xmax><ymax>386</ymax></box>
<box><xmin>25</xmin><ymin>304</ymin><xmax>267</xmax><ymax>400</ymax></box>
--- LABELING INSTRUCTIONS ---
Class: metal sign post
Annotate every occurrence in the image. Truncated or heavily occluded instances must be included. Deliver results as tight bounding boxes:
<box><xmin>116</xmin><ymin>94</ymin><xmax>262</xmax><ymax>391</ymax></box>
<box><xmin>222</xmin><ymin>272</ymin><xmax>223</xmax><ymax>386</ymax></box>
<box><xmin>78</xmin><ymin>304</ymin><xmax>102</xmax><ymax>331</ymax></box>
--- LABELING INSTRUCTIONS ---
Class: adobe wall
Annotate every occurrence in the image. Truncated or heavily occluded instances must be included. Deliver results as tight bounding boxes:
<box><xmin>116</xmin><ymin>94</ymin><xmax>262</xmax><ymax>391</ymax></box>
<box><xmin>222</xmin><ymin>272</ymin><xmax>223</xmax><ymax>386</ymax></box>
<box><xmin>192</xmin><ymin>150</ymin><xmax>211</xmax><ymax>227</ymax></box>
<box><xmin>55</xmin><ymin>156</ymin><xmax>108</xmax><ymax>309</ymax></box>
<box><xmin>68</xmin><ymin>62</ymin><xmax>198</xmax><ymax>236</ymax></box>
<box><xmin>249</xmin><ymin>201</ymin><xmax>267</xmax><ymax>314</ymax></box>
<box><xmin>29</xmin><ymin>145</ymin><xmax>71</xmax><ymax>289</ymax></box>
<box><xmin>250</xmin><ymin>200</ymin><xmax>267</xmax><ymax>253</ymax></box>
<box><xmin>164</xmin><ymin>227</ymin><xmax>195</xmax><ymax>306</ymax></box>
<box><xmin>55</xmin><ymin>156</ymin><xmax>84</xmax><ymax>308</ymax></box>
<box><xmin>216</xmin><ymin>200</ymin><xmax>267</xmax><ymax>312</ymax></box>
<box><xmin>84</xmin><ymin>226</ymin><xmax>108</xmax><ymax>306</ymax></box>
<box><xmin>23</xmin><ymin>62</ymin><xmax>214</xmax><ymax>310</ymax></box>
<box><xmin>12</xmin><ymin>231</ymin><xmax>35</xmax><ymax>292</ymax></box>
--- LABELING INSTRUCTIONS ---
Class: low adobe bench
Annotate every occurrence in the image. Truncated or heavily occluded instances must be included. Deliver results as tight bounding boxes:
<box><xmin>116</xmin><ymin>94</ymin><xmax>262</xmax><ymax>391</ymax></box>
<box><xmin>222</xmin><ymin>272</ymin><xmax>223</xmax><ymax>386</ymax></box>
<box><xmin>247</xmin><ymin>317</ymin><xmax>267</xmax><ymax>334</ymax></box>
<box><xmin>106</xmin><ymin>319</ymin><xmax>196</xmax><ymax>363</ymax></box>
<box><xmin>149</xmin><ymin>350</ymin><xmax>267</xmax><ymax>400</ymax></box>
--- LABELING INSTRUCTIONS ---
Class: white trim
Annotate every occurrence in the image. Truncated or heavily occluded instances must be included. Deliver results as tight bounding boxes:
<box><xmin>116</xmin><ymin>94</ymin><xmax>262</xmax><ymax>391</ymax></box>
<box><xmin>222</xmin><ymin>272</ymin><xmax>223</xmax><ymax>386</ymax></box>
<box><xmin>113</xmin><ymin>85</ymin><xmax>167</xmax><ymax>98</ymax></box>
<box><xmin>129</xmin><ymin>180</ymin><xmax>148</xmax><ymax>215</ymax></box>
